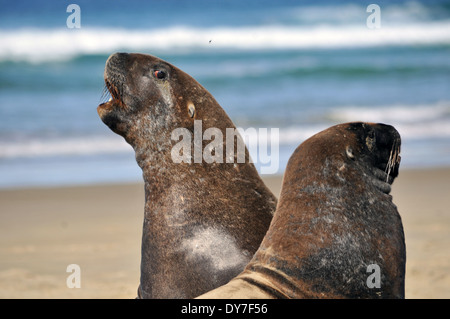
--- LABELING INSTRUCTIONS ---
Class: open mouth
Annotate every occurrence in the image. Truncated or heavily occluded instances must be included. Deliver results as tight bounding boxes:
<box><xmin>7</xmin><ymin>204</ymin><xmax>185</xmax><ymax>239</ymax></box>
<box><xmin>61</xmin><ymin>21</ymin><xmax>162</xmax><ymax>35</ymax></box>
<box><xmin>99</xmin><ymin>77</ymin><xmax>123</xmax><ymax>106</ymax></box>
<box><xmin>97</xmin><ymin>73</ymin><xmax>127</xmax><ymax>121</ymax></box>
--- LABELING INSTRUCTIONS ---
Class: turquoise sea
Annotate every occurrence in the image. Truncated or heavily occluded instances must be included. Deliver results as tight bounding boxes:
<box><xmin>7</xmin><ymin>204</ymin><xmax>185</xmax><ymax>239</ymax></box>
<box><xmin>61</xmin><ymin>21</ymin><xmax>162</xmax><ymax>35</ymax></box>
<box><xmin>1</xmin><ymin>0</ymin><xmax>450</xmax><ymax>188</ymax></box>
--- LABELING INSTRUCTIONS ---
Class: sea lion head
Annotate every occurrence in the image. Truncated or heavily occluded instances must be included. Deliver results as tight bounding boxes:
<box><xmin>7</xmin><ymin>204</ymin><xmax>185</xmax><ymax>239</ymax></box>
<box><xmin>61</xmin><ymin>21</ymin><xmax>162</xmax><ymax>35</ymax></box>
<box><xmin>97</xmin><ymin>53</ymin><xmax>229</xmax><ymax>154</ymax></box>
<box><xmin>345</xmin><ymin>122</ymin><xmax>401</xmax><ymax>188</ymax></box>
<box><xmin>284</xmin><ymin>121</ymin><xmax>401</xmax><ymax>197</ymax></box>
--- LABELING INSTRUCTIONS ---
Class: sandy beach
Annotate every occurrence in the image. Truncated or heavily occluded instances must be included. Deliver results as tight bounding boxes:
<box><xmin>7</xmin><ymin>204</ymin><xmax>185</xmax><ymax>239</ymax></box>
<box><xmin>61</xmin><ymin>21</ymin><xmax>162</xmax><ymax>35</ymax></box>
<box><xmin>0</xmin><ymin>168</ymin><xmax>449</xmax><ymax>299</ymax></box>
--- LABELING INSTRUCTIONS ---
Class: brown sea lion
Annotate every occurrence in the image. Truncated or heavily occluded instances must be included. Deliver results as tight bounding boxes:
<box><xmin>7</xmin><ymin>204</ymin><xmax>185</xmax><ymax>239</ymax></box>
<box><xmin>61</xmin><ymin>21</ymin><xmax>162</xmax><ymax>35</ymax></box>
<box><xmin>198</xmin><ymin>122</ymin><xmax>405</xmax><ymax>299</ymax></box>
<box><xmin>97</xmin><ymin>53</ymin><xmax>277</xmax><ymax>299</ymax></box>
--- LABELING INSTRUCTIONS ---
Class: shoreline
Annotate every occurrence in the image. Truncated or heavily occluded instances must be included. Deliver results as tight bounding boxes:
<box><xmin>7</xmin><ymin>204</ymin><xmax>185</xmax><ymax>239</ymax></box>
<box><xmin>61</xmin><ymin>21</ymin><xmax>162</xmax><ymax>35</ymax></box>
<box><xmin>0</xmin><ymin>167</ymin><xmax>449</xmax><ymax>298</ymax></box>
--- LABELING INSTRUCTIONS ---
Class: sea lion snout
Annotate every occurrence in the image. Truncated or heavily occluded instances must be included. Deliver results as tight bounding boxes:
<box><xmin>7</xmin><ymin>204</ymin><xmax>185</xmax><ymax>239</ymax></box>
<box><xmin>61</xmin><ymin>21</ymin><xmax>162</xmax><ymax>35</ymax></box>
<box><xmin>104</xmin><ymin>52</ymin><xmax>129</xmax><ymax>102</ymax></box>
<box><xmin>347</xmin><ymin>122</ymin><xmax>401</xmax><ymax>180</ymax></box>
<box><xmin>372</xmin><ymin>123</ymin><xmax>401</xmax><ymax>179</ymax></box>
<box><xmin>97</xmin><ymin>52</ymin><xmax>130</xmax><ymax>124</ymax></box>
<box><xmin>373</xmin><ymin>123</ymin><xmax>401</xmax><ymax>153</ymax></box>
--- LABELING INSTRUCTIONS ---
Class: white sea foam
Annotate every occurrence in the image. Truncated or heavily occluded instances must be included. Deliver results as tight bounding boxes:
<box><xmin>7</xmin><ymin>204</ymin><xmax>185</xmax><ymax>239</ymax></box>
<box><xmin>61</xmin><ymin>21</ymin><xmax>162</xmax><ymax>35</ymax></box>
<box><xmin>1</xmin><ymin>21</ymin><xmax>450</xmax><ymax>63</ymax></box>
<box><xmin>286</xmin><ymin>1</ymin><xmax>442</xmax><ymax>26</ymax></box>
<box><xmin>0</xmin><ymin>136</ymin><xmax>131</xmax><ymax>159</ymax></box>
<box><xmin>329</xmin><ymin>101</ymin><xmax>450</xmax><ymax>125</ymax></box>
<box><xmin>252</xmin><ymin>102</ymin><xmax>450</xmax><ymax>145</ymax></box>
<box><xmin>325</xmin><ymin>101</ymin><xmax>450</xmax><ymax>140</ymax></box>
<box><xmin>276</xmin><ymin>120</ymin><xmax>450</xmax><ymax>146</ymax></box>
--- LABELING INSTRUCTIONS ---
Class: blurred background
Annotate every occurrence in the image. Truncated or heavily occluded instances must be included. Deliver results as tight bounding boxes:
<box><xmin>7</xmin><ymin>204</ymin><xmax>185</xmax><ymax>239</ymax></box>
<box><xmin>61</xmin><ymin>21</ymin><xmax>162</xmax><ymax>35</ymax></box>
<box><xmin>1</xmin><ymin>0</ymin><xmax>450</xmax><ymax>189</ymax></box>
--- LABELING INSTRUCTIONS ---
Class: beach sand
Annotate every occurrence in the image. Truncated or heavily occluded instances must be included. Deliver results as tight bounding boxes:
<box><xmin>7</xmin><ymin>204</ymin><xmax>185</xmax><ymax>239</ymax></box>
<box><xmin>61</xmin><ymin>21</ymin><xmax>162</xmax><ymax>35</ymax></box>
<box><xmin>0</xmin><ymin>168</ymin><xmax>449</xmax><ymax>299</ymax></box>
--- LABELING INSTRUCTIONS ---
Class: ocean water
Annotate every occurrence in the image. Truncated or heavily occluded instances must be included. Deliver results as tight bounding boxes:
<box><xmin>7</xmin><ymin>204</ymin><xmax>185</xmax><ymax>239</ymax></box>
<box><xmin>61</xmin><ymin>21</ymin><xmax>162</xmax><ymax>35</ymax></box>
<box><xmin>1</xmin><ymin>0</ymin><xmax>450</xmax><ymax>188</ymax></box>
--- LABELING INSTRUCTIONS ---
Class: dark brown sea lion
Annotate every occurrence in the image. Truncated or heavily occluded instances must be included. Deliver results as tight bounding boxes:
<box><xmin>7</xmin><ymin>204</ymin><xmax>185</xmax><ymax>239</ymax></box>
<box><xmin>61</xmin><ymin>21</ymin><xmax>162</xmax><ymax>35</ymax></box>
<box><xmin>96</xmin><ymin>53</ymin><xmax>277</xmax><ymax>299</ymax></box>
<box><xmin>198</xmin><ymin>122</ymin><xmax>405</xmax><ymax>299</ymax></box>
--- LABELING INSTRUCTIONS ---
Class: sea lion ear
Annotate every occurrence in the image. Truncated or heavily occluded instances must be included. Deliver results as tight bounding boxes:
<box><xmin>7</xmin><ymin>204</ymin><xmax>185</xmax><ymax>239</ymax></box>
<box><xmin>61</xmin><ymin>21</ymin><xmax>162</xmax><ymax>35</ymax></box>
<box><xmin>346</xmin><ymin>146</ymin><xmax>355</xmax><ymax>160</ymax></box>
<box><xmin>188</xmin><ymin>102</ymin><xmax>196</xmax><ymax>118</ymax></box>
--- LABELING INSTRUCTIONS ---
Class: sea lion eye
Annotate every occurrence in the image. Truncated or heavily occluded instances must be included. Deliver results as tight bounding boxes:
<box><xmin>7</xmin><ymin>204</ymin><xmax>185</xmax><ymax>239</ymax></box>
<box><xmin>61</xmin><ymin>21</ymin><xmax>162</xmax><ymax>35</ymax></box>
<box><xmin>188</xmin><ymin>103</ymin><xmax>196</xmax><ymax>118</ymax></box>
<box><xmin>346</xmin><ymin>146</ymin><xmax>355</xmax><ymax>160</ymax></box>
<box><xmin>154</xmin><ymin>70</ymin><xmax>166</xmax><ymax>79</ymax></box>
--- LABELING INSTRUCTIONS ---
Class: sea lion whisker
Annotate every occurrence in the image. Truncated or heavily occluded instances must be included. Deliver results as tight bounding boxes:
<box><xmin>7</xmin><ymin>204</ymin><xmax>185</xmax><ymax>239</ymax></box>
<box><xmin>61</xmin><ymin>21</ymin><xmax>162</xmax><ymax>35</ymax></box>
<box><xmin>100</xmin><ymin>85</ymin><xmax>111</xmax><ymax>103</ymax></box>
<box><xmin>104</xmin><ymin>78</ymin><xmax>124</xmax><ymax>105</ymax></box>
<box><xmin>385</xmin><ymin>147</ymin><xmax>395</xmax><ymax>182</ymax></box>
<box><xmin>385</xmin><ymin>140</ymin><xmax>401</xmax><ymax>182</ymax></box>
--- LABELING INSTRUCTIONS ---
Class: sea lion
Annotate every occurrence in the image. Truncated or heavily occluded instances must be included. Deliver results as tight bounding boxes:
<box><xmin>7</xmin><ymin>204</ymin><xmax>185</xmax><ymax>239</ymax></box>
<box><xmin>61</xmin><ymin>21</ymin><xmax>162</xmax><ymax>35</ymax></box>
<box><xmin>97</xmin><ymin>53</ymin><xmax>277</xmax><ymax>298</ymax></box>
<box><xmin>198</xmin><ymin>122</ymin><xmax>405</xmax><ymax>299</ymax></box>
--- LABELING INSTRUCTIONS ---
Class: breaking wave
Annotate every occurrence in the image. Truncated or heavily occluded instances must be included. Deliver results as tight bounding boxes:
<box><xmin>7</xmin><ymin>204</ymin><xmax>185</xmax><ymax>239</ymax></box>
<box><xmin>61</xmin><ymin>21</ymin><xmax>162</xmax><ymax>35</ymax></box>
<box><xmin>1</xmin><ymin>21</ymin><xmax>450</xmax><ymax>63</ymax></box>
